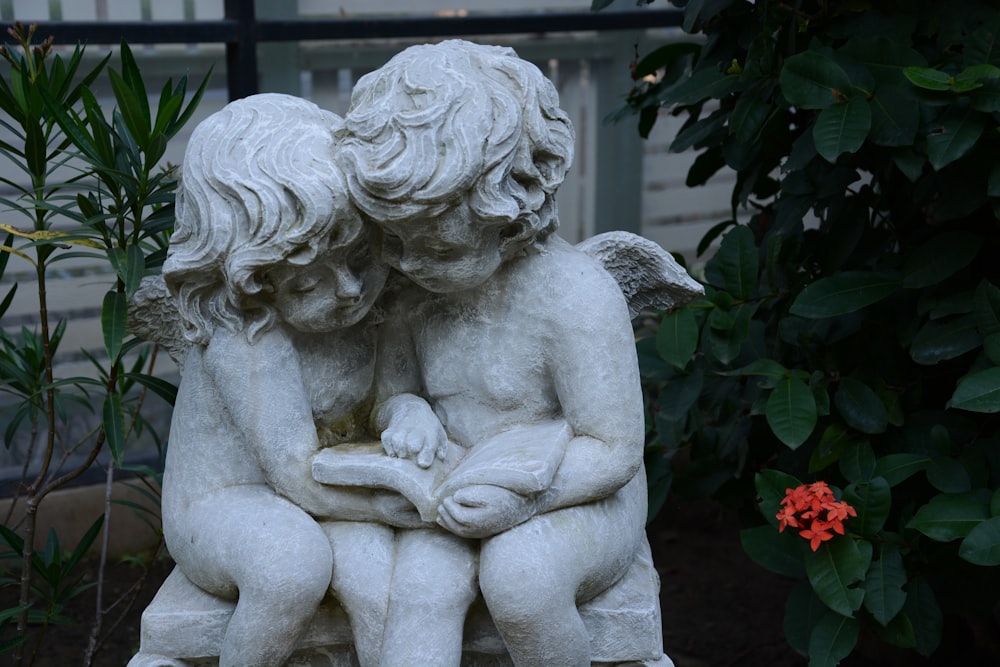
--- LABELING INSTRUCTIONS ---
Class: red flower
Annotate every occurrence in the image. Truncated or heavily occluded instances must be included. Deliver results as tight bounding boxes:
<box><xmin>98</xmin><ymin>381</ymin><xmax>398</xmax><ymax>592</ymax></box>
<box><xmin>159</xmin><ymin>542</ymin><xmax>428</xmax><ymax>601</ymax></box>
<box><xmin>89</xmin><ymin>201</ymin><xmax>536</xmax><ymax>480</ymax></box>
<box><xmin>776</xmin><ymin>482</ymin><xmax>857</xmax><ymax>551</ymax></box>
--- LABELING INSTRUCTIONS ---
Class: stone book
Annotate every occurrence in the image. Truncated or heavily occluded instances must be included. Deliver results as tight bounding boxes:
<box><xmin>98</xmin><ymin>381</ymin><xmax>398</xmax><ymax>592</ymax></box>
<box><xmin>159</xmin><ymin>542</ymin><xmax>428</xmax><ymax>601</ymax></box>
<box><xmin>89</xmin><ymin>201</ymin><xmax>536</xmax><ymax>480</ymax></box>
<box><xmin>312</xmin><ymin>419</ymin><xmax>573</xmax><ymax>521</ymax></box>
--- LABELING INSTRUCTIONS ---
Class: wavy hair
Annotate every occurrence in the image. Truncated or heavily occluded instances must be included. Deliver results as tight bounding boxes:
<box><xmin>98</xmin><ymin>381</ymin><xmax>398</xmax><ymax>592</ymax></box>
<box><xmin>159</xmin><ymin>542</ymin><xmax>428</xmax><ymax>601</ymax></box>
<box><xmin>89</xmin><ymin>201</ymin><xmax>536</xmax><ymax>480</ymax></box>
<box><xmin>336</xmin><ymin>40</ymin><xmax>575</xmax><ymax>254</ymax></box>
<box><xmin>163</xmin><ymin>93</ymin><xmax>357</xmax><ymax>344</ymax></box>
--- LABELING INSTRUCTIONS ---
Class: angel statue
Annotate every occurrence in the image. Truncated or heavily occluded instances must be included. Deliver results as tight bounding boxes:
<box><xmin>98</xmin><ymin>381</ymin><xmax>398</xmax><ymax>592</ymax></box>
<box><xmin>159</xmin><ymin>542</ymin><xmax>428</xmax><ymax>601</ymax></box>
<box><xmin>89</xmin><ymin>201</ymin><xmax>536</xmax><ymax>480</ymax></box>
<box><xmin>127</xmin><ymin>40</ymin><xmax>702</xmax><ymax>667</ymax></box>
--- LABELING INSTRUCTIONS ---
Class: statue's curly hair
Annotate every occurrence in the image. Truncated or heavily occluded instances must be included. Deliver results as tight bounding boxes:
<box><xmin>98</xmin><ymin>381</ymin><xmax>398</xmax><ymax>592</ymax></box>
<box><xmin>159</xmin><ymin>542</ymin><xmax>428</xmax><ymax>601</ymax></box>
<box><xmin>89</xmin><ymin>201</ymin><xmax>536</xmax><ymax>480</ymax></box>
<box><xmin>163</xmin><ymin>93</ymin><xmax>359</xmax><ymax>344</ymax></box>
<box><xmin>337</xmin><ymin>40</ymin><xmax>575</xmax><ymax>255</ymax></box>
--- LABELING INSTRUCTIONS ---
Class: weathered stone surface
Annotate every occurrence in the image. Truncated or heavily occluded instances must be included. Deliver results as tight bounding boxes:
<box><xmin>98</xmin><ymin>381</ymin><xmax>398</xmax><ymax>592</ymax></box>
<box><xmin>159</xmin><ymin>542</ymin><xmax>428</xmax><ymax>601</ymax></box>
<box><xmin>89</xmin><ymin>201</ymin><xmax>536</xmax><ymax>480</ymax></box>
<box><xmin>128</xmin><ymin>39</ymin><xmax>701</xmax><ymax>667</ymax></box>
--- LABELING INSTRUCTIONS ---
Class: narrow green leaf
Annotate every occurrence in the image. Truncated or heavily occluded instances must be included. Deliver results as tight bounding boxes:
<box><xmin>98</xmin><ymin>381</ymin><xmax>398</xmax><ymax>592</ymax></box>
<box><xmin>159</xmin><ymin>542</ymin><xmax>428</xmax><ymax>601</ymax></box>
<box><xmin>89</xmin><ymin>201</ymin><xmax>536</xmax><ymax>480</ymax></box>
<box><xmin>590</xmin><ymin>0</ymin><xmax>616</xmax><ymax>11</ymax></box>
<box><xmin>766</xmin><ymin>377</ymin><xmax>818</xmax><ymax>449</ymax></box>
<box><xmin>903</xmin><ymin>232</ymin><xmax>982</xmax><ymax>289</ymax></box>
<box><xmin>781</xmin><ymin>51</ymin><xmax>854</xmax><ymax>109</ymax></box>
<box><xmin>655</xmin><ymin>307</ymin><xmax>699</xmax><ymax>369</ymax></box>
<box><xmin>124</xmin><ymin>245</ymin><xmax>145</xmax><ymax>300</ymax></box>
<box><xmin>740</xmin><ymin>525</ymin><xmax>807</xmax><ymax>577</ymax></box>
<box><xmin>806</xmin><ymin>538</ymin><xmax>868</xmax><ymax>617</ymax></box>
<box><xmin>908</xmin><ymin>491</ymin><xmax>991</xmax><ymax>542</ymax></box>
<box><xmin>715</xmin><ymin>225</ymin><xmax>758</xmax><ymax>299</ymax></box>
<box><xmin>863</xmin><ymin>544</ymin><xmax>907</xmax><ymax>626</ymax></box>
<box><xmin>844</xmin><ymin>477</ymin><xmax>891</xmax><ymax>537</ymax></box>
<box><xmin>813</xmin><ymin>98</ymin><xmax>872</xmax><ymax>163</ymax></box>
<box><xmin>948</xmin><ymin>367</ymin><xmax>1000</xmax><ymax>413</ymax></box>
<box><xmin>835</xmin><ymin>377</ymin><xmax>888</xmax><ymax>435</ymax></box>
<box><xmin>725</xmin><ymin>358</ymin><xmax>788</xmax><ymax>384</ymax></box>
<box><xmin>101</xmin><ymin>290</ymin><xmax>128</xmax><ymax>361</ymax></box>
<box><xmin>959</xmin><ymin>516</ymin><xmax>1000</xmax><ymax>565</ymax></box>
<box><xmin>103</xmin><ymin>391</ymin><xmax>126</xmax><ymax>465</ymax></box>
<box><xmin>790</xmin><ymin>271</ymin><xmax>901</xmax><ymax>319</ymax></box>
<box><xmin>124</xmin><ymin>372</ymin><xmax>178</xmax><ymax>406</ymax></box>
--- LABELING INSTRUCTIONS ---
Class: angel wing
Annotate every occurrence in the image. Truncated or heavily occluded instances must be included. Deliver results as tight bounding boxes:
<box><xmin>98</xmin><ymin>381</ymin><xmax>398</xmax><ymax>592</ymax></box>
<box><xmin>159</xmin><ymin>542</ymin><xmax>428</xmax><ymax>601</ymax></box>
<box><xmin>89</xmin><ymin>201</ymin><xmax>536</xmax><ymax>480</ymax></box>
<box><xmin>576</xmin><ymin>231</ymin><xmax>704</xmax><ymax>319</ymax></box>
<box><xmin>127</xmin><ymin>274</ymin><xmax>191</xmax><ymax>371</ymax></box>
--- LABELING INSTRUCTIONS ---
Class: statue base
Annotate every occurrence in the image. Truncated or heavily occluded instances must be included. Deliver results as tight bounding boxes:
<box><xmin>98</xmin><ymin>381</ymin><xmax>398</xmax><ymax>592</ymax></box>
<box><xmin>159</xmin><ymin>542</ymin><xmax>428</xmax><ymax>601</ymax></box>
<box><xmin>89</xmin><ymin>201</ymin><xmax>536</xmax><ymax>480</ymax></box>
<box><xmin>128</xmin><ymin>538</ymin><xmax>672</xmax><ymax>667</ymax></box>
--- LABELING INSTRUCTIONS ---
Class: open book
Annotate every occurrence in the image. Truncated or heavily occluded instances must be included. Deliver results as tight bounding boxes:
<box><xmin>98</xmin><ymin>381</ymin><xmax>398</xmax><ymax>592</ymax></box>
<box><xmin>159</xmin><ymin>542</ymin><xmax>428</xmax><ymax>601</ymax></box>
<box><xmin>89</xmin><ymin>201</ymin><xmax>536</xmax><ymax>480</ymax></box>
<box><xmin>312</xmin><ymin>419</ymin><xmax>572</xmax><ymax>522</ymax></box>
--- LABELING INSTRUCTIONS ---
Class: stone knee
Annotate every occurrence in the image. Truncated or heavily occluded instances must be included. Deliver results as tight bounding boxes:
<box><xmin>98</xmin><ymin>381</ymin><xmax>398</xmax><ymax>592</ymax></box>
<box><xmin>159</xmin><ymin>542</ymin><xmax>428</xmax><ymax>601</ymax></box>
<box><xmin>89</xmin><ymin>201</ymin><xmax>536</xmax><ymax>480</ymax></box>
<box><xmin>239</xmin><ymin>523</ymin><xmax>334</xmax><ymax>612</ymax></box>
<box><xmin>479</xmin><ymin>540</ymin><xmax>574</xmax><ymax>629</ymax></box>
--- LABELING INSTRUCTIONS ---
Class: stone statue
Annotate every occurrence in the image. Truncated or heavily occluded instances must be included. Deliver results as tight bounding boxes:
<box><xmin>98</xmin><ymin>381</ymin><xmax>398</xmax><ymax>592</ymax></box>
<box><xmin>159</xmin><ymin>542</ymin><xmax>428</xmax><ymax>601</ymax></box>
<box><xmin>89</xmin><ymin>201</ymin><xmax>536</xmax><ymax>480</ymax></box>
<box><xmin>127</xmin><ymin>40</ymin><xmax>702</xmax><ymax>667</ymax></box>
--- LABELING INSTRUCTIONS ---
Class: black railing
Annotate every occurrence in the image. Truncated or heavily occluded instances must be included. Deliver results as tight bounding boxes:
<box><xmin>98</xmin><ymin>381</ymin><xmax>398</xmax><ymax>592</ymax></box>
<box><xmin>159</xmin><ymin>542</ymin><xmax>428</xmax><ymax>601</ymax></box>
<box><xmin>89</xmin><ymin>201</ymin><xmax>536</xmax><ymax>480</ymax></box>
<box><xmin>28</xmin><ymin>3</ymin><xmax>683</xmax><ymax>100</ymax></box>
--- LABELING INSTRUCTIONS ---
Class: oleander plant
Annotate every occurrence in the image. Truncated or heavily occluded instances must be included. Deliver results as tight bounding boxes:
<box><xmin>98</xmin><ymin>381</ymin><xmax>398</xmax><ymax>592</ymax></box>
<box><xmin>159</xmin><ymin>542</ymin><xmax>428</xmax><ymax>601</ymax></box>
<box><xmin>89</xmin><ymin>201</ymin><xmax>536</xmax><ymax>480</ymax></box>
<box><xmin>0</xmin><ymin>23</ymin><xmax>207</xmax><ymax>665</ymax></box>
<box><xmin>598</xmin><ymin>0</ymin><xmax>1000</xmax><ymax>664</ymax></box>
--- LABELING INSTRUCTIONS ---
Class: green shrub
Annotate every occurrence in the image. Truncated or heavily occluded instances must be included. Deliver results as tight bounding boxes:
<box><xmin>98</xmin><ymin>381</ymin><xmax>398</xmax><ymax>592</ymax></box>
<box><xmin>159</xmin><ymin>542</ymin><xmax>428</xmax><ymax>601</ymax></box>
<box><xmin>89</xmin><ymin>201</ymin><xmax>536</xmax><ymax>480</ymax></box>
<box><xmin>606</xmin><ymin>1</ymin><xmax>1000</xmax><ymax>663</ymax></box>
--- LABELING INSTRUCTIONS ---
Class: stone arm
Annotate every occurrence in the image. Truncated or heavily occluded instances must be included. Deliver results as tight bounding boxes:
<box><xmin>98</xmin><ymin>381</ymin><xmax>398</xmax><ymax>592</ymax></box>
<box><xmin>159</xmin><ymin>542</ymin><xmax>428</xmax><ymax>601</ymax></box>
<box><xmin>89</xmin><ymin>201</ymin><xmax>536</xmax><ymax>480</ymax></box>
<box><xmin>202</xmin><ymin>327</ymin><xmax>402</xmax><ymax>523</ymax></box>
<box><xmin>533</xmin><ymin>285</ymin><xmax>646</xmax><ymax>515</ymax></box>
<box><xmin>371</xmin><ymin>297</ymin><xmax>448</xmax><ymax>468</ymax></box>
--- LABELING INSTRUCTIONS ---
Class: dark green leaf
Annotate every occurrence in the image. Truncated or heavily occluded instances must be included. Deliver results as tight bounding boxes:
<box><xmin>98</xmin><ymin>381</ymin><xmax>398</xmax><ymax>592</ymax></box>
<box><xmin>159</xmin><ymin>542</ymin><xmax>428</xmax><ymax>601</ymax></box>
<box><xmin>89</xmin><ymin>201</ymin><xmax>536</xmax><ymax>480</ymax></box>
<box><xmin>948</xmin><ymin>367</ymin><xmax>1000</xmax><ymax>413</ymax></box>
<box><xmin>740</xmin><ymin>525</ymin><xmax>806</xmax><ymax>577</ymax></box>
<box><xmin>730</xmin><ymin>94</ymin><xmax>770</xmax><ymax>144</ymax></box>
<box><xmin>840</xmin><ymin>441</ymin><xmax>877</xmax><ymax>483</ymax></box>
<box><xmin>926</xmin><ymin>456</ymin><xmax>972</xmax><ymax>493</ymax></box>
<box><xmin>790</xmin><ymin>271</ymin><xmax>901</xmax><ymax>319</ymax></box>
<box><xmin>868</xmin><ymin>84</ymin><xmax>920</xmax><ymax>147</ymax></box>
<box><xmin>715</xmin><ymin>225</ymin><xmax>757</xmax><ymax>299</ymax></box>
<box><xmin>973</xmin><ymin>279</ymin><xmax>1000</xmax><ymax>335</ymax></box>
<box><xmin>910</xmin><ymin>314</ymin><xmax>982</xmax><ymax>365</ymax></box>
<box><xmin>781</xmin><ymin>51</ymin><xmax>854</xmax><ymax>109</ymax></box>
<box><xmin>873</xmin><ymin>454</ymin><xmax>931</xmax><ymax>487</ymax></box>
<box><xmin>903</xmin><ymin>232</ymin><xmax>981</xmax><ymax>289</ymax></box>
<box><xmin>756</xmin><ymin>469</ymin><xmax>803</xmax><ymax>529</ymax></box>
<box><xmin>635</xmin><ymin>42</ymin><xmax>701</xmax><ymax>79</ymax></box>
<box><xmin>659</xmin><ymin>67</ymin><xmax>738</xmax><ymax>106</ymax></box>
<box><xmin>958</xmin><ymin>516</ymin><xmax>1000</xmax><ymax>566</ymax></box>
<box><xmin>813</xmin><ymin>98</ymin><xmax>872</xmax><ymax>163</ymax></box>
<box><xmin>863</xmin><ymin>544</ymin><xmax>907</xmax><ymax>626</ymax></box>
<box><xmin>926</xmin><ymin>110</ymin><xmax>985</xmax><ymax>171</ymax></box>
<box><xmin>905</xmin><ymin>577</ymin><xmax>942</xmax><ymax>657</ymax></box>
<box><xmin>806</xmin><ymin>538</ymin><xmax>868</xmax><ymax>616</ymax></box>
<box><xmin>810</xmin><ymin>423</ymin><xmax>851</xmax><ymax>473</ymax></box>
<box><xmin>101</xmin><ymin>290</ymin><xmax>128</xmax><ymax>361</ymax></box>
<box><xmin>696</xmin><ymin>219</ymin><xmax>735</xmax><ymax>257</ymax></box>
<box><xmin>656</xmin><ymin>307</ymin><xmax>699</xmax><ymax>369</ymax></box>
<box><xmin>908</xmin><ymin>491</ymin><xmax>991</xmax><ymax>542</ymax></box>
<box><xmin>844</xmin><ymin>477</ymin><xmax>891</xmax><ymax>537</ymax></box>
<box><xmin>835</xmin><ymin>377</ymin><xmax>888</xmax><ymax>435</ymax></box>
<box><xmin>103</xmin><ymin>391</ymin><xmax>126</xmax><ymax>465</ymax></box>
<box><xmin>785</xmin><ymin>582</ymin><xmax>827</xmax><ymax>655</ymax></box>
<box><xmin>903</xmin><ymin>67</ymin><xmax>952</xmax><ymax>91</ymax></box>
<box><xmin>590</xmin><ymin>0</ymin><xmax>616</xmax><ymax>11</ymax></box>
<box><xmin>766</xmin><ymin>376</ymin><xmax>817</xmax><ymax>449</ymax></box>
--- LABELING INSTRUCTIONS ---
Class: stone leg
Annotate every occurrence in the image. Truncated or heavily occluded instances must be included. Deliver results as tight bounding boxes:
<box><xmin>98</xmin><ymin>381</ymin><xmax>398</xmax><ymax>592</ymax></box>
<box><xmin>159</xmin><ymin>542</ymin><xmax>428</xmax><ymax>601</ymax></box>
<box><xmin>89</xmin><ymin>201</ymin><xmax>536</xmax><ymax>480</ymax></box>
<box><xmin>322</xmin><ymin>520</ymin><xmax>395</xmax><ymax>667</ymax></box>
<box><xmin>379</xmin><ymin>528</ymin><xmax>478</xmax><ymax>667</ymax></box>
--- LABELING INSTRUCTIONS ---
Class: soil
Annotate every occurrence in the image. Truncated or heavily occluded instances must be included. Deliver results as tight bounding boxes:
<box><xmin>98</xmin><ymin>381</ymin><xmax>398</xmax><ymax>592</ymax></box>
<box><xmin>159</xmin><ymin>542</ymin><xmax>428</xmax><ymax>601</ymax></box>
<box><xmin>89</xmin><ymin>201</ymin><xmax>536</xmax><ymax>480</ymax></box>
<box><xmin>19</xmin><ymin>496</ymin><xmax>806</xmax><ymax>667</ymax></box>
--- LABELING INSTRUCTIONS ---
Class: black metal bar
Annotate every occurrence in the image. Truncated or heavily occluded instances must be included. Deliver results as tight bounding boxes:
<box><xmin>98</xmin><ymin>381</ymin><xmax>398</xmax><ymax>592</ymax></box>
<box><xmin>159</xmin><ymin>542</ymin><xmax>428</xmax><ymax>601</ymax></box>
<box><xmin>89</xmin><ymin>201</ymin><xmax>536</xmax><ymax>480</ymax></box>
<box><xmin>253</xmin><ymin>10</ymin><xmax>683</xmax><ymax>42</ymax></box>
<box><xmin>25</xmin><ymin>10</ymin><xmax>681</xmax><ymax>47</ymax></box>
<box><xmin>27</xmin><ymin>20</ymin><xmax>237</xmax><ymax>44</ymax></box>
<box><xmin>224</xmin><ymin>0</ymin><xmax>258</xmax><ymax>101</ymax></box>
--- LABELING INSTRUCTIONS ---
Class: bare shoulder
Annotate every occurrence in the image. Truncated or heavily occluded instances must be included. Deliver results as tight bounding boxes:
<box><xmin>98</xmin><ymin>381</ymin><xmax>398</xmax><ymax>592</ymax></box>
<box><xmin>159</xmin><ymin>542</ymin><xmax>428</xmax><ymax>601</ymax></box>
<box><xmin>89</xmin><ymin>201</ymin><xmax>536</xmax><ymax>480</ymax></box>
<box><xmin>515</xmin><ymin>236</ymin><xmax>631</xmax><ymax>320</ymax></box>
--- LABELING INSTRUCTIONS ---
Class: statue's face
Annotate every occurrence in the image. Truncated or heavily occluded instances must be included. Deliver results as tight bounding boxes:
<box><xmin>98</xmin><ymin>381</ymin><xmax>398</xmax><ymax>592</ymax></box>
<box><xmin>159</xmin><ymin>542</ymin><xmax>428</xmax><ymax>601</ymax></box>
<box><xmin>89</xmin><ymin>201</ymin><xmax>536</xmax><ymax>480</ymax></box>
<box><xmin>270</xmin><ymin>224</ymin><xmax>388</xmax><ymax>332</ymax></box>
<box><xmin>377</xmin><ymin>203</ymin><xmax>504</xmax><ymax>293</ymax></box>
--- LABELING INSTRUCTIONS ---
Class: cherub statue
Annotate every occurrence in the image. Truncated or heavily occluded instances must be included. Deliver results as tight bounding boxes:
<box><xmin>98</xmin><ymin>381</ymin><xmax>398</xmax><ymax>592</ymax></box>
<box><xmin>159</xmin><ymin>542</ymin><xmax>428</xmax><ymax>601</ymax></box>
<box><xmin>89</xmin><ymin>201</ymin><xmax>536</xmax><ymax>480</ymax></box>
<box><xmin>331</xmin><ymin>40</ymin><xmax>701</xmax><ymax>667</ymax></box>
<box><xmin>138</xmin><ymin>92</ymin><xmax>418</xmax><ymax>667</ymax></box>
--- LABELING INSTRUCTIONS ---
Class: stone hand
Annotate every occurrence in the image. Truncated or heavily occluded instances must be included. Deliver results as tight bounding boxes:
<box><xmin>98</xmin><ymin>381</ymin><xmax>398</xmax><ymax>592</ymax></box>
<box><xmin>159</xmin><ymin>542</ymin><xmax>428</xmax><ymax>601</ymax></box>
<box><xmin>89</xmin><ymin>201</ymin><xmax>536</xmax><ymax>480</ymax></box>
<box><xmin>436</xmin><ymin>484</ymin><xmax>536</xmax><ymax>539</ymax></box>
<box><xmin>380</xmin><ymin>397</ymin><xmax>449</xmax><ymax>468</ymax></box>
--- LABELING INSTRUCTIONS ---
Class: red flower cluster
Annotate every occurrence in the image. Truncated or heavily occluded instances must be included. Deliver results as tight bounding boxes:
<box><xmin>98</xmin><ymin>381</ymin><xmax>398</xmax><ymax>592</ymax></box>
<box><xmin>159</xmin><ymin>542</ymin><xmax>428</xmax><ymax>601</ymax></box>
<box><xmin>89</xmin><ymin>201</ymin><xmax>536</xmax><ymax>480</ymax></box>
<box><xmin>776</xmin><ymin>481</ymin><xmax>858</xmax><ymax>551</ymax></box>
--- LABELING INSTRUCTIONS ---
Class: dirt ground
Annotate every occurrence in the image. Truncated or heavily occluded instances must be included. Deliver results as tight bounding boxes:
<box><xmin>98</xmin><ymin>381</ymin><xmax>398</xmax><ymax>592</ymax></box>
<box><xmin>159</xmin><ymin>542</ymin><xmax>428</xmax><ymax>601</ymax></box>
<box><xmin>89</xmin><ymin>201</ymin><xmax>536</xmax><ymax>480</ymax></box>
<box><xmin>19</xmin><ymin>496</ymin><xmax>805</xmax><ymax>667</ymax></box>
